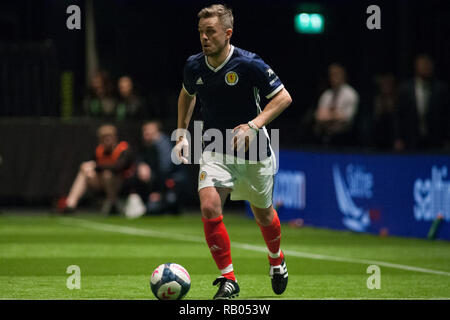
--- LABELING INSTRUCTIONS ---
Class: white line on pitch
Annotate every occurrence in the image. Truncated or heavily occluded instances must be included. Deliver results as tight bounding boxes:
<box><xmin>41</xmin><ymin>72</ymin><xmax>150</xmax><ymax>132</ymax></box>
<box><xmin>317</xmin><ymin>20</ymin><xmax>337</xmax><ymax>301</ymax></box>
<box><xmin>59</xmin><ymin>218</ymin><xmax>450</xmax><ymax>277</ymax></box>
<box><xmin>1</xmin><ymin>297</ymin><xmax>449</xmax><ymax>300</ymax></box>
<box><xmin>247</xmin><ymin>297</ymin><xmax>450</xmax><ymax>300</ymax></box>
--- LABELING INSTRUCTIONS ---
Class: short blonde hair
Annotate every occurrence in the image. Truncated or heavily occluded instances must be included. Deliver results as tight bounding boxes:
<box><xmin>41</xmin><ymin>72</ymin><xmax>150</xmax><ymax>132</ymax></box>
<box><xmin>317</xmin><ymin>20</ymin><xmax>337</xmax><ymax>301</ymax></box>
<box><xmin>198</xmin><ymin>4</ymin><xmax>234</xmax><ymax>30</ymax></box>
<box><xmin>97</xmin><ymin>124</ymin><xmax>117</xmax><ymax>139</ymax></box>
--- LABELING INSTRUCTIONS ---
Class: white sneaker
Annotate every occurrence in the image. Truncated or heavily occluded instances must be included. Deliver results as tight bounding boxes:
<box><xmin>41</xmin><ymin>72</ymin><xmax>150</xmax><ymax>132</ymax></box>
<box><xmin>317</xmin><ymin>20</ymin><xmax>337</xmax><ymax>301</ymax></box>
<box><xmin>124</xmin><ymin>193</ymin><xmax>146</xmax><ymax>219</ymax></box>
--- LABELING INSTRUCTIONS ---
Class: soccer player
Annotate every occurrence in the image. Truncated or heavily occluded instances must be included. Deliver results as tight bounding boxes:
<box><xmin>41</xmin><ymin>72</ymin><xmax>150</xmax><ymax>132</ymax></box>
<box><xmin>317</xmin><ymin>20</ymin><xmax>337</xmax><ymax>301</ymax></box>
<box><xmin>174</xmin><ymin>4</ymin><xmax>292</xmax><ymax>299</ymax></box>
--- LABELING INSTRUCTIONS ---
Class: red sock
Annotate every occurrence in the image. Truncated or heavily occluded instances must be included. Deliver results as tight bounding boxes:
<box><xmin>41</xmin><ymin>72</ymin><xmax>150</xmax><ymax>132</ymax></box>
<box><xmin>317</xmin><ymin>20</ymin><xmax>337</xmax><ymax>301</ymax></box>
<box><xmin>202</xmin><ymin>215</ymin><xmax>236</xmax><ymax>281</ymax></box>
<box><xmin>258</xmin><ymin>209</ymin><xmax>284</xmax><ymax>266</ymax></box>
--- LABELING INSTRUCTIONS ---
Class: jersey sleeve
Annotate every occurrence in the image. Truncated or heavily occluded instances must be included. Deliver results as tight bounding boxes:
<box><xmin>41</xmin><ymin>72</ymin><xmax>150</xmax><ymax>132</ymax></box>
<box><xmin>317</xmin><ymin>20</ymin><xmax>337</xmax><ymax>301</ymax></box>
<box><xmin>182</xmin><ymin>60</ymin><xmax>197</xmax><ymax>97</ymax></box>
<box><xmin>250</xmin><ymin>56</ymin><xmax>284</xmax><ymax>99</ymax></box>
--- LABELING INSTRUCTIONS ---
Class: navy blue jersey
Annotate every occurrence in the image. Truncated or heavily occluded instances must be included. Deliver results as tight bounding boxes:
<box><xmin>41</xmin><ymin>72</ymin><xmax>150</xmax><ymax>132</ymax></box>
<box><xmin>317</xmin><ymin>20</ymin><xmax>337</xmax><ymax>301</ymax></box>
<box><xmin>183</xmin><ymin>45</ymin><xmax>284</xmax><ymax>159</ymax></box>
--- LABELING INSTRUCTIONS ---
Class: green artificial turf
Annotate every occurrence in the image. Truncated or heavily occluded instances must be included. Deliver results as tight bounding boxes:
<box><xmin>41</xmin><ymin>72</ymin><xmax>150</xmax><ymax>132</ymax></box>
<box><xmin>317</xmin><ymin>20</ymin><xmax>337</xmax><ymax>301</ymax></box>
<box><xmin>0</xmin><ymin>212</ymin><xmax>449</xmax><ymax>300</ymax></box>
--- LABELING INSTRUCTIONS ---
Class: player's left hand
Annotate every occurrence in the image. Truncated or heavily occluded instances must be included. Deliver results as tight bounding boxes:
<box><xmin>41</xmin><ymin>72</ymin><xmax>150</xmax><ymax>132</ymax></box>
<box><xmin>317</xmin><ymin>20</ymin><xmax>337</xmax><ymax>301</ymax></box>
<box><xmin>231</xmin><ymin>124</ymin><xmax>258</xmax><ymax>152</ymax></box>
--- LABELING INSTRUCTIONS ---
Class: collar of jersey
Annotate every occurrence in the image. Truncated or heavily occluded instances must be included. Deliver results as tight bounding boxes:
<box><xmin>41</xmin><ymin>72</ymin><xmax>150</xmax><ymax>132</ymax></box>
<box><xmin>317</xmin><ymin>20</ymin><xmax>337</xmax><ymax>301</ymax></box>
<box><xmin>204</xmin><ymin>45</ymin><xmax>235</xmax><ymax>73</ymax></box>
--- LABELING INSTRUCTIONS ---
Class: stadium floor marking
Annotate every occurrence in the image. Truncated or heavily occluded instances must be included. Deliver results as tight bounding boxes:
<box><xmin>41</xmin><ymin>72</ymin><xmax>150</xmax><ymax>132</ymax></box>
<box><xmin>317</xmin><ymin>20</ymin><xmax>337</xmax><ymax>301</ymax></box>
<box><xmin>60</xmin><ymin>218</ymin><xmax>450</xmax><ymax>277</ymax></box>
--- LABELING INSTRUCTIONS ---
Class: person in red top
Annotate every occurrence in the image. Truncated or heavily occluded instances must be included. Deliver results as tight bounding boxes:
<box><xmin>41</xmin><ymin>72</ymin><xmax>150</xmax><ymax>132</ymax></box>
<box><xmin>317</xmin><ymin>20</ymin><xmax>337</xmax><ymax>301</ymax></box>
<box><xmin>62</xmin><ymin>124</ymin><xmax>134</xmax><ymax>215</ymax></box>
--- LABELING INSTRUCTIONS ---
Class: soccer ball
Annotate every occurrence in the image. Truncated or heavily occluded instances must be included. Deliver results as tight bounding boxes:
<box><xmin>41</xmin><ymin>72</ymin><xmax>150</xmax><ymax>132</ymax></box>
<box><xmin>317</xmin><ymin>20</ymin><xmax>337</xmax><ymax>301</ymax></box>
<box><xmin>150</xmin><ymin>263</ymin><xmax>191</xmax><ymax>300</ymax></box>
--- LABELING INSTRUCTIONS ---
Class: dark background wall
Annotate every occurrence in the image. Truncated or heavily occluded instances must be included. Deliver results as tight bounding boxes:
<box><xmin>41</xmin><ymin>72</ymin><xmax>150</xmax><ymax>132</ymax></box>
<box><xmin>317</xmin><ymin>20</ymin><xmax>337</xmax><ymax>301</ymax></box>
<box><xmin>0</xmin><ymin>0</ymin><xmax>449</xmax><ymax>205</ymax></box>
<box><xmin>1</xmin><ymin>0</ymin><xmax>449</xmax><ymax>122</ymax></box>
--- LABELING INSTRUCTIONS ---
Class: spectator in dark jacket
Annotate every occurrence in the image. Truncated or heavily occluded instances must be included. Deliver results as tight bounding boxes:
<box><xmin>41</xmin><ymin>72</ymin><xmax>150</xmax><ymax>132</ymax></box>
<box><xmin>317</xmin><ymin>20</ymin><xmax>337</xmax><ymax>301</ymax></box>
<box><xmin>116</xmin><ymin>76</ymin><xmax>146</xmax><ymax>121</ymax></box>
<box><xmin>125</xmin><ymin>120</ymin><xmax>188</xmax><ymax>216</ymax></box>
<box><xmin>83</xmin><ymin>71</ymin><xmax>117</xmax><ymax>118</ymax></box>
<box><xmin>372</xmin><ymin>73</ymin><xmax>397</xmax><ymax>150</ymax></box>
<box><xmin>394</xmin><ymin>54</ymin><xmax>450</xmax><ymax>151</ymax></box>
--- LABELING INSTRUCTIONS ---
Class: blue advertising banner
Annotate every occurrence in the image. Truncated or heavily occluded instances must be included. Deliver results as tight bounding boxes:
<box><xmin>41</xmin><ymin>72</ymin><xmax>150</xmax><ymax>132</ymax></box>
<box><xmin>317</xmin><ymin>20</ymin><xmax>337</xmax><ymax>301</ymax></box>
<box><xmin>247</xmin><ymin>150</ymin><xmax>450</xmax><ymax>240</ymax></box>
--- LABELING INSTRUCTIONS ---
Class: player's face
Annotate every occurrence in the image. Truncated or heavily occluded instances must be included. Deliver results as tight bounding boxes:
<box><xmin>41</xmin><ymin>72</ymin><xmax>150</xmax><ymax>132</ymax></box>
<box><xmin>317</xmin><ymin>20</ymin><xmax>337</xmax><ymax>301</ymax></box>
<box><xmin>415</xmin><ymin>57</ymin><xmax>433</xmax><ymax>79</ymax></box>
<box><xmin>142</xmin><ymin>123</ymin><xmax>159</xmax><ymax>144</ymax></box>
<box><xmin>198</xmin><ymin>16</ymin><xmax>231</xmax><ymax>57</ymax></box>
<box><xmin>329</xmin><ymin>65</ymin><xmax>345</xmax><ymax>89</ymax></box>
<box><xmin>101</xmin><ymin>134</ymin><xmax>117</xmax><ymax>151</ymax></box>
<box><xmin>118</xmin><ymin>76</ymin><xmax>133</xmax><ymax>98</ymax></box>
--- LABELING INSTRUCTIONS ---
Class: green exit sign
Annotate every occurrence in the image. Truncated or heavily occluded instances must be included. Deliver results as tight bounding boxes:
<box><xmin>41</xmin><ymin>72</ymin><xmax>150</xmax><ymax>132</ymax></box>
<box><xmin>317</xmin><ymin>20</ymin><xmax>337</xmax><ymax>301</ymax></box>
<box><xmin>294</xmin><ymin>13</ymin><xmax>324</xmax><ymax>34</ymax></box>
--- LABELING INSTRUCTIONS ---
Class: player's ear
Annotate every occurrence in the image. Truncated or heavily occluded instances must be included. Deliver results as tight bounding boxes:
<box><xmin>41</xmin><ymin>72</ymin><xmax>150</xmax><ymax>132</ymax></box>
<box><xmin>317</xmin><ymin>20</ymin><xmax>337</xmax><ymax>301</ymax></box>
<box><xmin>225</xmin><ymin>28</ymin><xmax>233</xmax><ymax>39</ymax></box>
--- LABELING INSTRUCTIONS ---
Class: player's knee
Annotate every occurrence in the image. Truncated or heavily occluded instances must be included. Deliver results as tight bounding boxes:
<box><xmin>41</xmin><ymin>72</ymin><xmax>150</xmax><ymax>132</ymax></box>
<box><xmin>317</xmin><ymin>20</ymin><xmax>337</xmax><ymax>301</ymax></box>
<box><xmin>252</xmin><ymin>206</ymin><xmax>274</xmax><ymax>226</ymax></box>
<box><xmin>80</xmin><ymin>162</ymin><xmax>91</xmax><ymax>175</ymax></box>
<box><xmin>102</xmin><ymin>169</ymin><xmax>114</xmax><ymax>180</ymax></box>
<box><xmin>200</xmin><ymin>201</ymin><xmax>221</xmax><ymax>219</ymax></box>
<box><xmin>255</xmin><ymin>214</ymin><xmax>272</xmax><ymax>226</ymax></box>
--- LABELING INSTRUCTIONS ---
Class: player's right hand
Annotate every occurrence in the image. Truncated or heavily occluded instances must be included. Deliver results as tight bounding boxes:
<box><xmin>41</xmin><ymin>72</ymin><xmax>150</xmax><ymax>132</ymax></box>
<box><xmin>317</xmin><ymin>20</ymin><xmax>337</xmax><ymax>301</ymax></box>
<box><xmin>172</xmin><ymin>137</ymin><xmax>189</xmax><ymax>164</ymax></box>
<box><xmin>231</xmin><ymin>124</ymin><xmax>257</xmax><ymax>152</ymax></box>
<box><xmin>137</xmin><ymin>162</ymin><xmax>151</xmax><ymax>182</ymax></box>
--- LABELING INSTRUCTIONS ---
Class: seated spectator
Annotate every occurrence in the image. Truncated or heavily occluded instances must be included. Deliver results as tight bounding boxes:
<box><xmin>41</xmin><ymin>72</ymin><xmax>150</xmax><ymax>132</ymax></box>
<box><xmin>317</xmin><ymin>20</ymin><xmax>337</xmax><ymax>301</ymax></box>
<box><xmin>83</xmin><ymin>71</ymin><xmax>117</xmax><ymax>118</ymax></box>
<box><xmin>394</xmin><ymin>54</ymin><xmax>450</xmax><ymax>151</ymax></box>
<box><xmin>124</xmin><ymin>120</ymin><xmax>188</xmax><ymax>216</ymax></box>
<box><xmin>372</xmin><ymin>73</ymin><xmax>397</xmax><ymax>150</ymax></box>
<box><xmin>116</xmin><ymin>75</ymin><xmax>146</xmax><ymax>121</ymax></box>
<box><xmin>314</xmin><ymin>63</ymin><xmax>359</xmax><ymax>146</ymax></box>
<box><xmin>60</xmin><ymin>124</ymin><xmax>134</xmax><ymax>215</ymax></box>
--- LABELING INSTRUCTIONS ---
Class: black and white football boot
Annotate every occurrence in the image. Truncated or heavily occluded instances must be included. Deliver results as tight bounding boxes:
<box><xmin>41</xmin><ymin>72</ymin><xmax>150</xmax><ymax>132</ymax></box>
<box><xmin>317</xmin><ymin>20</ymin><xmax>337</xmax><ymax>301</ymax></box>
<box><xmin>212</xmin><ymin>276</ymin><xmax>240</xmax><ymax>300</ymax></box>
<box><xmin>270</xmin><ymin>258</ymin><xmax>288</xmax><ymax>295</ymax></box>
